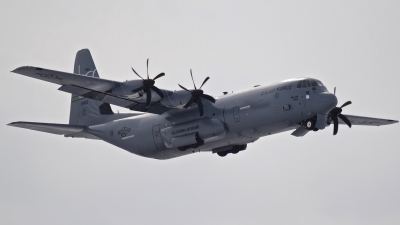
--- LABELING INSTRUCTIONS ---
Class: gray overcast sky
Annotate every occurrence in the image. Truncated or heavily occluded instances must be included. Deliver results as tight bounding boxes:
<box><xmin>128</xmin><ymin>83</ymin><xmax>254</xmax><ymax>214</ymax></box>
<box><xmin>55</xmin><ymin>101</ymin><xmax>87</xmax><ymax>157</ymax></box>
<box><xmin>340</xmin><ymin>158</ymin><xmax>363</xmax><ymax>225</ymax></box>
<box><xmin>1</xmin><ymin>1</ymin><xmax>399</xmax><ymax>224</ymax></box>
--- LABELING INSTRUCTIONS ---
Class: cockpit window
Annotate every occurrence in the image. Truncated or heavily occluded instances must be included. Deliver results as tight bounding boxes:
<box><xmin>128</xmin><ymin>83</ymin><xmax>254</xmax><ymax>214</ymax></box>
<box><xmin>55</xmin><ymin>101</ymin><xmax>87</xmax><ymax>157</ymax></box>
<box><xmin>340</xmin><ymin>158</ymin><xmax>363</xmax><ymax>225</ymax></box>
<box><xmin>297</xmin><ymin>80</ymin><xmax>324</xmax><ymax>89</ymax></box>
<box><xmin>297</xmin><ymin>80</ymin><xmax>309</xmax><ymax>88</ymax></box>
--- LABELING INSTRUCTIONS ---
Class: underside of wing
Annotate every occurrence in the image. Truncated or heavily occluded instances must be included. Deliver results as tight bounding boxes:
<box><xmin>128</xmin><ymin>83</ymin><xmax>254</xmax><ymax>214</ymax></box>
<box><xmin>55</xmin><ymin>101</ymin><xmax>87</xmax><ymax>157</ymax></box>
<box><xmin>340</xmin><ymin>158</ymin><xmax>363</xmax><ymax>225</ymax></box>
<box><xmin>58</xmin><ymin>85</ymin><xmax>171</xmax><ymax>114</ymax></box>
<box><xmin>338</xmin><ymin>114</ymin><xmax>398</xmax><ymax>126</ymax></box>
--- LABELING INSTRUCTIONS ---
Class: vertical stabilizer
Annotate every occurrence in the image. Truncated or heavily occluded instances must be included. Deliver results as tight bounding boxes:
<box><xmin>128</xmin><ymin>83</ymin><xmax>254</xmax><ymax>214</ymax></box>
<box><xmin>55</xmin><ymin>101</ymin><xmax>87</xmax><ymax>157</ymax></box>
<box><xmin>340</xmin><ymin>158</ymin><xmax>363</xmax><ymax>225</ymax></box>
<box><xmin>74</xmin><ymin>49</ymin><xmax>99</xmax><ymax>77</ymax></box>
<box><xmin>69</xmin><ymin>49</ymin><xmax>114</xmax><ymax>126</ymax></box>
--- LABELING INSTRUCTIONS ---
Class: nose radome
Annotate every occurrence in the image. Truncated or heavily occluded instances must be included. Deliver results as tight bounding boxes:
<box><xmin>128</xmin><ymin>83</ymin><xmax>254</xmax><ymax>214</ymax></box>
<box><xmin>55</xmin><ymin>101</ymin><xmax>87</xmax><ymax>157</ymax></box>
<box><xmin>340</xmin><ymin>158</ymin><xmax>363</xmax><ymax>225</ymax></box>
<box><xmin>315</xmin><ymin>92</ymin><xmax>338</xmax><ymax>114</ymax></box>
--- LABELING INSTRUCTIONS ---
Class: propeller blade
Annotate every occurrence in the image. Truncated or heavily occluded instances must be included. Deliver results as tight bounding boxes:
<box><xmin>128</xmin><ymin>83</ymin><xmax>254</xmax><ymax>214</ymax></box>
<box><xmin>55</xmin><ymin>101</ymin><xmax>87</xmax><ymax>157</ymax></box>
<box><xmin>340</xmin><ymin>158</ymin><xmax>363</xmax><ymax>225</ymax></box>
<box><xmin>146</xmin><ymin>58</ymin><xmax>149</xmax><ymax>79</ymax></box>
<box><xmin>199</xmin><ymin>77</ymin><xmax>210</xmax><ymax>89</ymax></box>
<box><xmin>145</xmin><ymin>87</ymin><xmax>152</xmax><ymax>108</ymax></box>
<box><xmin>330</xmin><ymin>107</ymin><xmax>342</xmax><ymax>115</ymax></box>
<box><xmin>132</xmin><ymin>85</ymin><xmax>144</xmax><ymax>93</ymax></box>
<box><xmin>338</xmin><ymin>114</ymin><xmax>352</xmax><ymax>128</ymax></box>
<box><xmin>332</xmin><ymin>115</ymin><xmax>339</xmax><ymax>135</ymax></box>
<box><xmin>340</xmin><ymin>101</ymin><xmax>352</xmax><ymax>109</ymax></box>
<box><xmin>183</xmin><ymin>97</ymin><xmax>195</xmax><ymax>108</ymax></box>
<box><xmin>334</xmin><ymin>87</ymin><xmax>336</xmax><ymax>96</ymax></box>
<box><xmin>151</xmin><ymin>86</ymin><xmax>165</xmax><ymax>99</ymax></box>
<box><xmin>197</xmin><ymin>100</ymin><xmax>204</xmax><ymax>117</ymax></box>
<box><xmin>153</xmin><ymin>72</ymin><xmax>165</xmax><ymax>80</ymax></box>
<box><xmin>178</xmin><ymin>84</ymin><xmax>191</xmax><ymax>92</ymax></box>
<box><xmin>201</xmin><ymin>94</ymin><xmax>216</xmax><ymax>103</ymax></box>
<box><xmin>131</xmin><ymin>67</ymin><xmax>144</xmax><ymax>80</ymax></box>
<box><xmin>190</xmin><ymin>69</ymin><xmax>197</xmax><ymax>90</ymax></box>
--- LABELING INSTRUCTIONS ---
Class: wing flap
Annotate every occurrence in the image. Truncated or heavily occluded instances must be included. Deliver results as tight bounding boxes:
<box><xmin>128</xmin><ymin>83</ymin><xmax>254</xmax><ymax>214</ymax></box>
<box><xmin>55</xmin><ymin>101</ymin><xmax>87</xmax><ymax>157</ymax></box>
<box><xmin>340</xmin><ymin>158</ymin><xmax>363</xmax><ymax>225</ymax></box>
<box><xmin>58</xmin><ymin>85</ymin><xmax>91</xmax><ymax>96</ymax></box>
<box><xmin>339</xmin><ymin>114</ymin><xmax>398</xmax><ymax>126</ymax></box>
<box><xmin>58</xmin><ymin>85</ymin><xmax>139</xmax><ymax>108</ymax></box>
<box><xmin>59</xmin><ymin>85</ymin><xmax>170</xmax><ymax>114</ymax></box>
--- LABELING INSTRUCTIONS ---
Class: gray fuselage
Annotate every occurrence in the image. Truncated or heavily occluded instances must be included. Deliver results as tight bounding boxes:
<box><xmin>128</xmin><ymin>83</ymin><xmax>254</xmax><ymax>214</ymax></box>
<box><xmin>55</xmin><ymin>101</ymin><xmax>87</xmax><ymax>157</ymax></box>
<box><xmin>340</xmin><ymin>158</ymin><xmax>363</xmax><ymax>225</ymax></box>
<box><xmin>87</xmin><ymin>78</ymin><xmax>336</xmax><ymax>159</ymax></box>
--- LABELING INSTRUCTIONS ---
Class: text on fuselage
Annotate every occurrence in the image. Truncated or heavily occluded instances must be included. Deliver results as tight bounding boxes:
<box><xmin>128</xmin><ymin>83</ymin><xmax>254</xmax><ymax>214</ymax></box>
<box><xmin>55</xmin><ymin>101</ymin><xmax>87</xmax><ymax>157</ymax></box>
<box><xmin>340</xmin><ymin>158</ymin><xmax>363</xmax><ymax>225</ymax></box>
<box><xmin>171</xmin><ymin>125</ymin><xmax>199</xmax><ymax>135</ymax></box>
<box><xmin>261</xmin><ymin>85</ymin><xmax>293</xmax><ymax>95</ymax></box>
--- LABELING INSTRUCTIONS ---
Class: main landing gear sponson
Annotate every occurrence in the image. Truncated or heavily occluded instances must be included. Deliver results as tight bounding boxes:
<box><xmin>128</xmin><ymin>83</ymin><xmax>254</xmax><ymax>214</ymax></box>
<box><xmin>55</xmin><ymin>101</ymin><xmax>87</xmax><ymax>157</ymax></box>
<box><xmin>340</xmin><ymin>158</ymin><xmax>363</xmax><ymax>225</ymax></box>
<box><xmin>177</xmin><ymin>133</ymin><xmax>204</xmax><ymax>151</ymax></box>
<box><xmin>217</xmin><ymin>145</ymin><xmax>247</xmax><ymax>157</ymax></box>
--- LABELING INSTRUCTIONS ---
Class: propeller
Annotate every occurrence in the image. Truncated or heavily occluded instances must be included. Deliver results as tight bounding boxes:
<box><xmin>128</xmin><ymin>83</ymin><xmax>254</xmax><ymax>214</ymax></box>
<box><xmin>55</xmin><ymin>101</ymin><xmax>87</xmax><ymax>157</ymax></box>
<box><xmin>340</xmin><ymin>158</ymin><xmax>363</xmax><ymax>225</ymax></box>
<box><xmin>131</xmin><ymin>58</ymin><xmax>165</xmax><ymax>108</ymax></box>
<box><xmin>178</xmin><ymin>69</ymin><xmax>216</xmax><ymax>117</ymax></box>
<box><xmin>329</xmin><ymin>101</ymin><xmax>352</xmax><ymax>135</ymax></box>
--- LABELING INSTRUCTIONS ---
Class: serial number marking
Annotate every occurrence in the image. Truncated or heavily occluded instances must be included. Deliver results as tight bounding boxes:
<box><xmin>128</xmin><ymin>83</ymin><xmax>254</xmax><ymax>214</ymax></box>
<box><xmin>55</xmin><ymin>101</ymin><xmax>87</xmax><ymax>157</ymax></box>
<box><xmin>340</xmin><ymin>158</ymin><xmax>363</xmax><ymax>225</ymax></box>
<box><xmin>35</xmin><ymin>73</ymin><xmax>63</xmax><ymax>80</ymax></box>
<box><xmin>81</xmin><ymin>100</ymin><xmax>88</xmax><ymax>106</ymax></box>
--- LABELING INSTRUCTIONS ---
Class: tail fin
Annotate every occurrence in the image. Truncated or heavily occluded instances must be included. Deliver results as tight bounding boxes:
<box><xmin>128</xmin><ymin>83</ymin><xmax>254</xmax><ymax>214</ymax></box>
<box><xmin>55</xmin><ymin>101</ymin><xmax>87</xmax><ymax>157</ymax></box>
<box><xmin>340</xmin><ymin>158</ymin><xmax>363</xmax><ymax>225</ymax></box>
<box><xmin>69</xmin><ymin>49</ymin><xmax>114</xmax><ymax>126</ymax></box>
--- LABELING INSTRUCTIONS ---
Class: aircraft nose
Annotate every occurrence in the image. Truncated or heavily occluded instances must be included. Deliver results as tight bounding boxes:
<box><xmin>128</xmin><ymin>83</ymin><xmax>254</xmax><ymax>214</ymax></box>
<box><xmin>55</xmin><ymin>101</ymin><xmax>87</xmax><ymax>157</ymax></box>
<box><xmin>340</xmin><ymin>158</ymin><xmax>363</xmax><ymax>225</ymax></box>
<box><xmin>315</xmin><ymin>92</ymin><xmax>337</xmax><ymax>114</ymax></box>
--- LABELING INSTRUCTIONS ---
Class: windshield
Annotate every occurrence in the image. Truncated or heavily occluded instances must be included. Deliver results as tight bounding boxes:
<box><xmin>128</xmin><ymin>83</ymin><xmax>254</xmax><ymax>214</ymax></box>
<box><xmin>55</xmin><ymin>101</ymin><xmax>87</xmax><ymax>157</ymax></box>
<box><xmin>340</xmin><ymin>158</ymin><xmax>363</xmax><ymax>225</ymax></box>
<box><xmin>296</xmin><ymin>79</ymin><xmax>325</xmax><ymax>89</ymax></box>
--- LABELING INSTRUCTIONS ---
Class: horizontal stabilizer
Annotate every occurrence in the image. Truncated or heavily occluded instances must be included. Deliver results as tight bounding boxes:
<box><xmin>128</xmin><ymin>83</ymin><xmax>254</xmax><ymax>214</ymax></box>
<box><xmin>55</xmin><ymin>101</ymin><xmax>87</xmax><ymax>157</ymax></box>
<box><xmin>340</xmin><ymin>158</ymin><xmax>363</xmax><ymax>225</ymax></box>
<box><xmin>339</xmin><ymin>115</ymin><xmax>398</xmax><ymax>126</ymax></box>
<box><xmin>8</xmin><ymin>122</ymin><xmax>85</xmax><ymax>136</ymax></box>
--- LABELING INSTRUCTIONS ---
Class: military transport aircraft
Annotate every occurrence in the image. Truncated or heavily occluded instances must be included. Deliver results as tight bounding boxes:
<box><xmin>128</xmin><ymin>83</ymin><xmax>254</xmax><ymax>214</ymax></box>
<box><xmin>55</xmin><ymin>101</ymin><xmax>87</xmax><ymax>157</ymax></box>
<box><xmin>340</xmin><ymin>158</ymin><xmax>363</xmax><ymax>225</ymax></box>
<box><xmin>8</xmin><ymin>49</ymin><xmax>398</xmax><ymax>159</ymax></box>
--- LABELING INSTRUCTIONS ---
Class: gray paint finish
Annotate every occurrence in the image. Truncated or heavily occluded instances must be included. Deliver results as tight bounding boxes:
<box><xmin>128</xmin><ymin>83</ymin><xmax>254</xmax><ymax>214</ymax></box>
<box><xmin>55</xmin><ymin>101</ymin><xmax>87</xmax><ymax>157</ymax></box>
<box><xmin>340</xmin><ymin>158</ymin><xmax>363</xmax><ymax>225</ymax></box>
<box><xmin>2</xmin><ymin>2</ymin><xmax>400</xmax><ymax>225</ymax></box>
<box><xmin>8</xmin><ymin>50</ymin><xmax>398</xmax><ymax>160</ymax></box>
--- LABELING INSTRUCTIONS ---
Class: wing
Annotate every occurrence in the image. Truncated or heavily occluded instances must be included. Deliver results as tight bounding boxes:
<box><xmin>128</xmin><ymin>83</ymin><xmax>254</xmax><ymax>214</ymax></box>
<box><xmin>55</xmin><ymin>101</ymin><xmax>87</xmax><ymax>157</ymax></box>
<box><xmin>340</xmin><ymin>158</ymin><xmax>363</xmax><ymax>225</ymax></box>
<box><xmin>12</xmin><ymin>66</ymin><xmax>123</xmax><ymax>91</ymax></box>
<box><xmin>339</xmin><ymin>114</ymin><xmax>398</xmax><ymax>126</ymax></box>
<box><xmin>12</xmin><ymin>66</ymin><xmax>174</xmax><ymax>114</ymax></box>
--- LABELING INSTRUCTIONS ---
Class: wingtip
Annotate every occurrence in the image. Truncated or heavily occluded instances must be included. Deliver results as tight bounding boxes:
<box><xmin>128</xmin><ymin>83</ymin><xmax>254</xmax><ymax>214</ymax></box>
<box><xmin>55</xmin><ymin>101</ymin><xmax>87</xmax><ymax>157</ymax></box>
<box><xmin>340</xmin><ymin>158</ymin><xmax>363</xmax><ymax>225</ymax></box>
<box><xmin>11</xmin><ymin>66</ymin><xmax>46</xmax><ymax>74</ymax></box>
<box><xmin>386</xmin><ymin>119</ymin><xmax>399</xmax><ymax>124</ymax></box>
<box><xmin>11</xmin><ymin>66</ymin><xmax>29</xmax><ymax>73</ymax></box>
